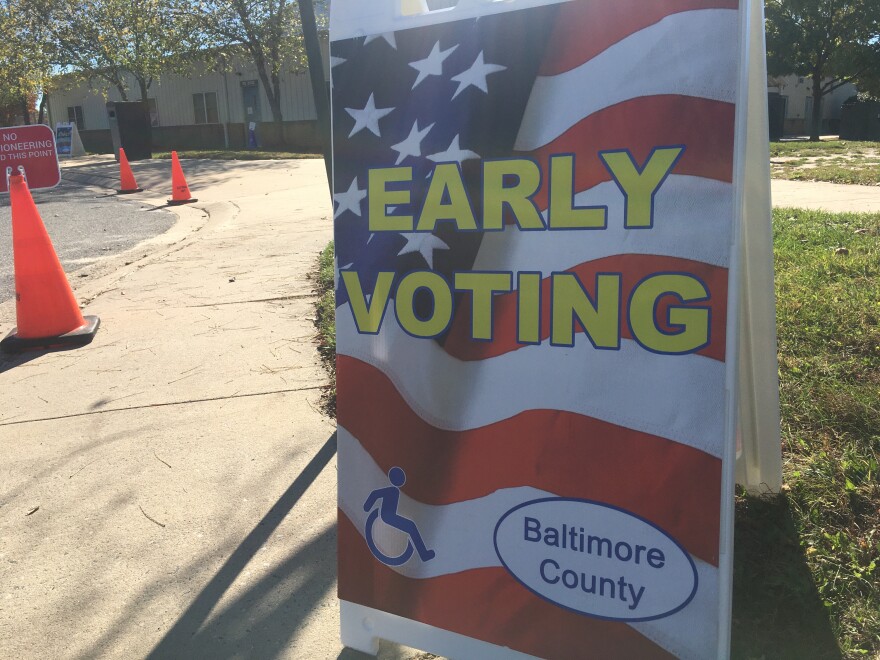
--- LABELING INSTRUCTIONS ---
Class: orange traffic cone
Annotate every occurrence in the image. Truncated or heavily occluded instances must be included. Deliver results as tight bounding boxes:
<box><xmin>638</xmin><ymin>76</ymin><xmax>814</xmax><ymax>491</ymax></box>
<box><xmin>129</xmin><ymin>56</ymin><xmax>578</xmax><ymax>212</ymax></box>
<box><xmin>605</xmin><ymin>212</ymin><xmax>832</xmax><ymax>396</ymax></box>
<box><xmin>167</xmin><ymin>151</ymin><xmax>197</xmax><ymax>205</ymax></box>
<box><xmin>117</xmin><ymin>147</ymin><xmax>143</xmax><ymax>194</ymax></box>
<box><xmin>0</xmin><ymin>173</ymin><xmax>100</xmax><ymax>353</ymax></box>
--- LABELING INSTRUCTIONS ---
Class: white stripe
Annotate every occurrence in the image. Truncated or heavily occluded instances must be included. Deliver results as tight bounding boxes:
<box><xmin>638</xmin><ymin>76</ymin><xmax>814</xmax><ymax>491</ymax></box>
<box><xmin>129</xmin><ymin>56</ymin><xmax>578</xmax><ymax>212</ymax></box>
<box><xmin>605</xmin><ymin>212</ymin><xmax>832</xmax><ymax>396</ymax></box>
<box><xmin>630</xmin><ymin>560</ymin><xmax>719</xmax><ymax>660</ymax></box>
<box><xmin>339</xmin><ymin>425</ymin><xmax>540</xmax><ymax>579</ymax></box>
<box><xmin>473</xmin><ymin>175</ymin><xmax>733</xmax><ymax>272</ymax></box>
<box><xmin>330</xmin><ymin>0</ymin><xmax>570</xmax><ymax>43</ymax></box>
<box><xmin>514</xmin><ymin>9</ymin><xmax>739</xmax><ymax>151</ymax></box>
<box><xmin>337</xmin><ymin>304</ymin><xmax>725</xmax><ymax>457</ymax></box>
<box><xmin>339</xmin><ymin>428</ymin><xmax>718</xmax><ymax>657</ymax></box>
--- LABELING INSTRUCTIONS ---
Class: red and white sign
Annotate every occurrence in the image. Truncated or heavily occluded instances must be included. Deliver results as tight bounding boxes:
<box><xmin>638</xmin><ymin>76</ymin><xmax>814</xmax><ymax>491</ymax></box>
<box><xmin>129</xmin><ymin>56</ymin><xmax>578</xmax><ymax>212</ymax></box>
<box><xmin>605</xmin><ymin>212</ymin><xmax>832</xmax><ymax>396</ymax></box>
<box><xmin>0</xmin><ymin>124</ymin><xmax>61</xmax><ymax>194</ymax></box>
<box><xmin>332</xmin><ymin>0</ymin><xmax>780</xmax><ymax>659</ymax></box>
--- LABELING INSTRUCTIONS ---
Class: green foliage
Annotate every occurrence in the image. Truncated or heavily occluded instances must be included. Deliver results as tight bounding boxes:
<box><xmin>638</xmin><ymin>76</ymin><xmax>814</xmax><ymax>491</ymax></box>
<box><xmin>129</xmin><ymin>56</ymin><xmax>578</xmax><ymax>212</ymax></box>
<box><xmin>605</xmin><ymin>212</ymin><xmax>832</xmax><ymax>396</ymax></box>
<box><xmin>765</xmin><ymin>0</ymin><xmax>880</xmax><ymax>81</ymax></box>
<box><xmin>765</xmin><ymin>0</ymin><xmax>880</xmax><ymax>139</ymax></box>
<box><xmin>0</xmin><ymin>0</ymin><xmax>53</xmax><ymax>118</ymax></box>
<box><xmin>313</xmin><ymin>241</ymin><xmax>336</xmax><ymax>415</ymax></box>
<box><xmin>7</xmin><ymin>0</ymin><xmax>328</xmax><ymax>123</ymax></box>
<box><xmin>194</xmin><ymin>0</ymin><xmax>328</xmax><ymax>122</ymax></box>
<box><xmin>31</xmin><ymin>0</ymin><xmax>204</xmax><ymax>101</ymax></box>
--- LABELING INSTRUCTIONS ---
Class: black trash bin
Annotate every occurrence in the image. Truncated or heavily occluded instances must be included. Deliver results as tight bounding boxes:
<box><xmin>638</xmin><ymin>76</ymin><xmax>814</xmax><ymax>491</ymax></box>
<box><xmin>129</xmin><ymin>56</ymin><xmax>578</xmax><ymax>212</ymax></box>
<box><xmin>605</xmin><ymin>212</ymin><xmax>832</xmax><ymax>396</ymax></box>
<box><xmin>107</xmin><ymin>101</ymin><xmax>152</xmax><ymax>160</ymax></box>
<box><xmin>768</xmin><ymin>93</ymin><xmax>786</xmax><ymax>141</ymax></box>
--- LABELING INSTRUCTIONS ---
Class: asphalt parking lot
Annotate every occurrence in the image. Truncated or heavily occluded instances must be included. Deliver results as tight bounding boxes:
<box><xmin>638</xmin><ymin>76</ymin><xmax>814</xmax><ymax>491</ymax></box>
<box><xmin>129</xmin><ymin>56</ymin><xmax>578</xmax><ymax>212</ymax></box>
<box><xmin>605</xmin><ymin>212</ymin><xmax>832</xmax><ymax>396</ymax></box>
<box><xmin>0</xmin><ymin>177</ymin><xmax>174</xmax><ymax>302</ymax></box>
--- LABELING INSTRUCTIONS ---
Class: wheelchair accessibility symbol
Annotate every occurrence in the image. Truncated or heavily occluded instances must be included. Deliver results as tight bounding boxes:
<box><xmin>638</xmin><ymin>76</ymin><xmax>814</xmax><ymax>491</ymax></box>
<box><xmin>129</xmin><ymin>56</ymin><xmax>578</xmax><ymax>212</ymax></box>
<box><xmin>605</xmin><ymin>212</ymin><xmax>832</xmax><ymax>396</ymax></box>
<box><xmin>363</xmin><ymin>467</ymin><xmax>436</xmax><ymax>566</ymax></box>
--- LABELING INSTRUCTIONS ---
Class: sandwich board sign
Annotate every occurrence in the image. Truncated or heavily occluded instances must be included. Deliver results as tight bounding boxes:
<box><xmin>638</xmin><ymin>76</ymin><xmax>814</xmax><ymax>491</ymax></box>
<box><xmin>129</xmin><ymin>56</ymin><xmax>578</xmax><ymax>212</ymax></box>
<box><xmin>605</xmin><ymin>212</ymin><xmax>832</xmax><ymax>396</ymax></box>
<box><xmin>331</xmin><ymin>0</ymin><xmax>780</xmax><ymax>657</ymax></box>
<box><xmin>55</xmin><ymin>122</ymin><xmax>86</xmax><ymax>158</ymax></box>
<box><xmin>0</xmin><ymin>125</ymin><xmax>61</xmax><ymax>194</ymax></box>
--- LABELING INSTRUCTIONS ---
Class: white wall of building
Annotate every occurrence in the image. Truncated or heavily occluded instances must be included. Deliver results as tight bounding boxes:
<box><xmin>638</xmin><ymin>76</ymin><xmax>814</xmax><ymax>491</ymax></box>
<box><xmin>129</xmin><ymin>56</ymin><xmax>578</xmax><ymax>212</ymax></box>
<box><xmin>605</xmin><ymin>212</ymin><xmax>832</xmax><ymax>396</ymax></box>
<box><xmin>768</xmin><ymin>74</ymin><xmax>857</xmax><ymax>124</ymax></box>
<box><xmin>47</xmin><ymin>45</ymin><xmax>330</xmax><ymax>131</ymax></box>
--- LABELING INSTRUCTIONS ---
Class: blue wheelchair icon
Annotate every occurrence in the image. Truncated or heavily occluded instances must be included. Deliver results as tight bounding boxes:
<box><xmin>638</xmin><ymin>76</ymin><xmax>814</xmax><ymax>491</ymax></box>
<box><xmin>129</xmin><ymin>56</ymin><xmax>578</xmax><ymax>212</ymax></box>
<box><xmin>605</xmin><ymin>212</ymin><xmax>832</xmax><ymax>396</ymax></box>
<box><xmin>363</xmin><ymin>467</ymin><xmax>435</xmax><ymax>566</ymax></box>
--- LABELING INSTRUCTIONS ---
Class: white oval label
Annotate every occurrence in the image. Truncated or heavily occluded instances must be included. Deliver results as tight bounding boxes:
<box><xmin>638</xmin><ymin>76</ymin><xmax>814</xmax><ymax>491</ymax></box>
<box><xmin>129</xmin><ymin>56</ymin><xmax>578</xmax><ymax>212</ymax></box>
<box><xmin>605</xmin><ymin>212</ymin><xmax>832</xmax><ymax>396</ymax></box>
<box><xmin>494</xmin><ymin>498</ymin><xmax>698</xmax><ymax>621</ymax></box>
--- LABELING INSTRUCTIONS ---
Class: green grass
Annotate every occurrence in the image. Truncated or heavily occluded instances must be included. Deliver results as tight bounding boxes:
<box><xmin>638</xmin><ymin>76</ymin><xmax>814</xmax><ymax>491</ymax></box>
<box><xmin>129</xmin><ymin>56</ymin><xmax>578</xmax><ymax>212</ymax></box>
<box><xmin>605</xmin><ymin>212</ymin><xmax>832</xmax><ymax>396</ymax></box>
<box><xmin>774</xmin><ymin>159</ymin><xmax>880</xmax><ymax>186</ymax></box>
<box><xmin>734</xmin><ymin>208</ymin><xmax>880</xmax><ymax>659</ymax></box>
<box><xmin>769</xmin><ymin>208</ymin><xmax>879</xmax><ymax>656</ymax></box>
<box><xmin>769</xmin><ymin>141</ymin><xmax>880</xmax><ymax>157</ymax></box>
<box><xmin>314</xmin><ymin>208</ymin><xmax>880</xmax><ymax>657</ymax></box>
<box><xmin>770</xmin><ymin>140</ymin><xmax>880</xmax><ymax>185</ymax></box>
<box><xmin>153</xmin><ymin>149</ymin><xmax>323</xmax><ymax>160</ymax></box>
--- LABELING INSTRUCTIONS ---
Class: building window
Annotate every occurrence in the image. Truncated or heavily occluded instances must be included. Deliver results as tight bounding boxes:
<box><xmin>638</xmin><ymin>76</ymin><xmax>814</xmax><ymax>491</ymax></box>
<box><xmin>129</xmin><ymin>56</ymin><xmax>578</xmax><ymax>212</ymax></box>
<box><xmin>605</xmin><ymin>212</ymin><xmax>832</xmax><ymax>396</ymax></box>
<box><xmin>147</xmin><ymin>98</ymin><xmax>160</xmax><ymax>127</ymax></box>
<box><xmin>193</xmin><ymin>92</ymin><xmax>219</xmax><ymax>124</ymax></box>
<box><xmin>67</xmin><ymin>105</ymin><xmax>84</xmax><ymax>130</ymax></box>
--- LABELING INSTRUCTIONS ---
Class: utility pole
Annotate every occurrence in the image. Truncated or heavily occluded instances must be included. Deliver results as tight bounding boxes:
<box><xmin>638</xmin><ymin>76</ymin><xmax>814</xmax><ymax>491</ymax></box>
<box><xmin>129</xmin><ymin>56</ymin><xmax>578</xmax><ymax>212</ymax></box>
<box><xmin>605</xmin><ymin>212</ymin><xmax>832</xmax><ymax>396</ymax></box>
<box><xmin>298</xmin><ymin>0</ymin><xmax>333</xmax><ymax>197</ymax></box>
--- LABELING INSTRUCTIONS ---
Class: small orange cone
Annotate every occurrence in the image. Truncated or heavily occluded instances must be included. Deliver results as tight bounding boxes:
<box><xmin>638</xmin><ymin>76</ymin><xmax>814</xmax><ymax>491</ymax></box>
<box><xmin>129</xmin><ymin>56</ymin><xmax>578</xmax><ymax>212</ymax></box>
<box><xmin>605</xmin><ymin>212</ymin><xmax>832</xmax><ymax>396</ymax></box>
<box><xmin>168</xmin><ymin>151</ymin><xmax>197</xmax><ymax>205</ymax></box>
<box><xmin>117</xmin><ymin>147</ymin><xmax>143</xmax><ymax>194</ymax></box>
<box><xmin>1</xmin><ymin>174</ymin><xmax>100</xmax><ymax>353</ymax></box>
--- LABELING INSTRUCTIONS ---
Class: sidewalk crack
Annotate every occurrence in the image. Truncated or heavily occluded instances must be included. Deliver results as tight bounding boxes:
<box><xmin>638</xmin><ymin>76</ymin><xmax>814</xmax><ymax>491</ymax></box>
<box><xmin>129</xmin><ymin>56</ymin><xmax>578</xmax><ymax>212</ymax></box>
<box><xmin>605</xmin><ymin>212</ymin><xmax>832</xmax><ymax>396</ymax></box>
<box><xmin>0</xmin><ymin>385</ymin><xmax>325</xmax><ymax>427</ymax></box>
<box><xmin>180</xmin><ymin>293</ymin><xmax>318</xmax><ymax>308</ymax></box>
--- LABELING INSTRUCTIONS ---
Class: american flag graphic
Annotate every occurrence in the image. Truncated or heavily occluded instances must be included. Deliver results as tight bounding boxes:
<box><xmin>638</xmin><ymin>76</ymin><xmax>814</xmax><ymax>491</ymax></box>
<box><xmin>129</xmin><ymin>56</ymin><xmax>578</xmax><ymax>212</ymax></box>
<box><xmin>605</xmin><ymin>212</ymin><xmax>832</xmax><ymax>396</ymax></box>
<box><xmin>331</xmin><ymin>1</ymin><xmax>740</xmax><ymax>657</ymax></box>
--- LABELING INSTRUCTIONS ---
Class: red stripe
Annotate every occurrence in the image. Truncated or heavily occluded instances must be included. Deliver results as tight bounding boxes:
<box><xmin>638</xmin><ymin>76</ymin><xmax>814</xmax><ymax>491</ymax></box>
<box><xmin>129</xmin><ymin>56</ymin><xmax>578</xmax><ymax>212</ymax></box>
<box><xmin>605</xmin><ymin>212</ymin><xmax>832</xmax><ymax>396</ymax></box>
<box><xmin>337</xmin><ymin>356</ymin><xmax>721</xmax><ymax>565</ymax></box>
<box><xmin>521</xmin><ymin>95</ymin><xmax>735</xmax><ymax>211</ymax></box>
<box><xmin>445</xmin><ymin>254</ymin><xmax>727</xmax><ymax>362</ymax></box>
<box><xmin>338</xmin><ymin>512</ymin><xmax>675</xmax><ymax>660</ymax></box>
<box><xmin>539</xmin><ymin>0</ymin><xmax>740</xmax><ymax>76</ymax></box>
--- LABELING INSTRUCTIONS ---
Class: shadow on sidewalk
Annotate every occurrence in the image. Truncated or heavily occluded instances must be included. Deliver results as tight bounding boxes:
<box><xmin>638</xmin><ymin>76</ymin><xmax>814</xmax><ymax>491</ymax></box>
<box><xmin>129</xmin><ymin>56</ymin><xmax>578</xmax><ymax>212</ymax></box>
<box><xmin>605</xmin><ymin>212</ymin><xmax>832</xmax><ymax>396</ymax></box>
<box><xmin>146</xmin><ymin>431</ymin><xmax>338</xmax><ymax>659</ymax></box>
<box><xmin>61</xmin><ymin>157</ymin><xmax>298</xmax><ymax>194</ymax></box>
<box><xmin>0</xmin><ymin>345</ymin><xmax>83</xmax><ymax>374</ymax></box>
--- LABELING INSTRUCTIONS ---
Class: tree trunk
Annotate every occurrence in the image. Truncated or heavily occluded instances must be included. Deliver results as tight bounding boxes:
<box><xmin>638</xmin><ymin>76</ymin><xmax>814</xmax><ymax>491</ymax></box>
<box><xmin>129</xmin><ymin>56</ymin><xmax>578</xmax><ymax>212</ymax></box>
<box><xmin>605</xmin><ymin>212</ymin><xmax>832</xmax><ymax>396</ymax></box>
<box><xmin>21</xmin><ymin>97</ymin><xmax>31</xmax><ymax>125</ymax></box>
<box><xmin>115</xmin><ymin>82</ymin><xmax>130</xmax><ymax>102</ymax></box>
<box><xmin>269</xmin><ymin>70</ymin><xmax>283</xmax><ymax>124</ymax></box>
<box><xmin>137</xmin><ymin>77</ymin><xmax>149</xmax><ymax>102</ymax></box>
<box><xmin>38</xmin><ymin>95</ymin><xmax>48</xmax><ymax>125</ymax></box>
<box><xmin>247</xmin><ymin>44</ymin><xmax>282</xmax><ymax>125</ymax></box>
<box><xmin>254</xmin><ymin>60</ymin><xmax>283</xmax><ymax>124</ymax></box>
<box><xmin>810</xmin><ymin>73</ymin><xmax>823</xmax><ymax>141</ymax></box>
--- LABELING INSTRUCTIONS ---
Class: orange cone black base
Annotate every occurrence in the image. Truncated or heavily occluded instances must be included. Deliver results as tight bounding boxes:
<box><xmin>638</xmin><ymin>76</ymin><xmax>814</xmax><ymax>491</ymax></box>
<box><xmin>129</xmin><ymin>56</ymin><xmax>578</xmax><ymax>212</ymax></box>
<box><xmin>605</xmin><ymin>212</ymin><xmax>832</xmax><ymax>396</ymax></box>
<box><xmin>2</xmin><ymin>173</ymin><xmax>100</xmax><ymax>354</ymax></box>
<box><xmin>116</xmin><ymin>147</ymin><xmax>143</xmax><ymax>194</ymax></box>
<box><xmin>167</xmin><ymin>150</ymin><xmax>197</xmax><ymax>205</ymax></box>
<box><xmin>1</xmin><ymin>316</ymin><xmax>100</xmax><ymax>353</ymax></box>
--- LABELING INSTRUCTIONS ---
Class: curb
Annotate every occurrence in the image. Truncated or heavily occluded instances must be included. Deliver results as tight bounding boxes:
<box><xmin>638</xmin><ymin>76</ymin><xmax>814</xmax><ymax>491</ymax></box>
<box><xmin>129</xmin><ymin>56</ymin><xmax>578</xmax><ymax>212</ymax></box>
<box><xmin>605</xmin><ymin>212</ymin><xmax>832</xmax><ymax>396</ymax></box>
<box><xmin>61</xmin><ymin>169</ymin><xmax>117</xmax><ymax>189</ymax></box>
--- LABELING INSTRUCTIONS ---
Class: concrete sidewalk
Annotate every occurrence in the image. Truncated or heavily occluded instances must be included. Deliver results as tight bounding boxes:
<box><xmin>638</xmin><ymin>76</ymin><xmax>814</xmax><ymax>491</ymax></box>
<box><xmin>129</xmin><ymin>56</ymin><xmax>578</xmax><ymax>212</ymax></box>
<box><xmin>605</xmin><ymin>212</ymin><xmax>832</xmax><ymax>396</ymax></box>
<box><xmin>772</xmin><ymin>179</ymin><xmax>880</xmax><ymax>213</ymax></box>
<box><xmin>0</xmin><ymin>157</ymin><xmax>351</xmax><ymax>659</ymax></box>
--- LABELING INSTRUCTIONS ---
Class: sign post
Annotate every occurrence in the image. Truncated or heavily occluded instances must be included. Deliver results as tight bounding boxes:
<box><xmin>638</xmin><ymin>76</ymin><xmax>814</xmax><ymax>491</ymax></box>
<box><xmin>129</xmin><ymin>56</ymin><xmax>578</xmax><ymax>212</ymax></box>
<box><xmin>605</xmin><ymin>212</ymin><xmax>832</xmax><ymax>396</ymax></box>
<box><xmin>0</xmin><ymin>125</ymin><xmax>61</xmax><ymax>193</ymax></box>
<box><xmin>331</xmin><ymin>0</ymin><xmax>780</xmax><ymax>657</ymax></box>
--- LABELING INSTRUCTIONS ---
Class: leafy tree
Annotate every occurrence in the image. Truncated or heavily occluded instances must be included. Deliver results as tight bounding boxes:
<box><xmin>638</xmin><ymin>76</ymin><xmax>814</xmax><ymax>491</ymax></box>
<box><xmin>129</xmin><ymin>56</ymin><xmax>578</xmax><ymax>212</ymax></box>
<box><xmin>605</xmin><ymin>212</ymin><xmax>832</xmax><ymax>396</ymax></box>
<box><xmin>196</xmin><ymin>0</ymin><xmax>327</xmax><ymax>124</ymax></box>
<box><xmin>0</xmin><ymin>0</ymin><xmax>53</xmax><ymax>124</ymax></box>
<box><xmin>766</xmin><ymin>0</ymin><xmax>880</xmax><ymax>140</ymax></box>
<box><xmin>31</xmin><ymin>0</ymin><xmax>202</xmax><ymax>102</ymax></box>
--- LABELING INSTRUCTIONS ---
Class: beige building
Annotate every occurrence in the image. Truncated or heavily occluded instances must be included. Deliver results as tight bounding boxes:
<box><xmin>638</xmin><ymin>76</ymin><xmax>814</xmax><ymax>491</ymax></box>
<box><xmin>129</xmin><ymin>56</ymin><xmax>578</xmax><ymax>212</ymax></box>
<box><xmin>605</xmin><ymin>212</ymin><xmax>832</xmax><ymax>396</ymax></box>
<box><xmin>46</xmin><ymin>49</ymin><xmax>331</xmax><ymax>153</ymax></box>
<box><xmin>768</xmin><ymin>74</ymin><xmax>857</xmax><ymax>136</ymax></box>
<box><xmin>46</xmin><ymin>48</ymin><xmax>858</xmax><ymax>152</ymax></box>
